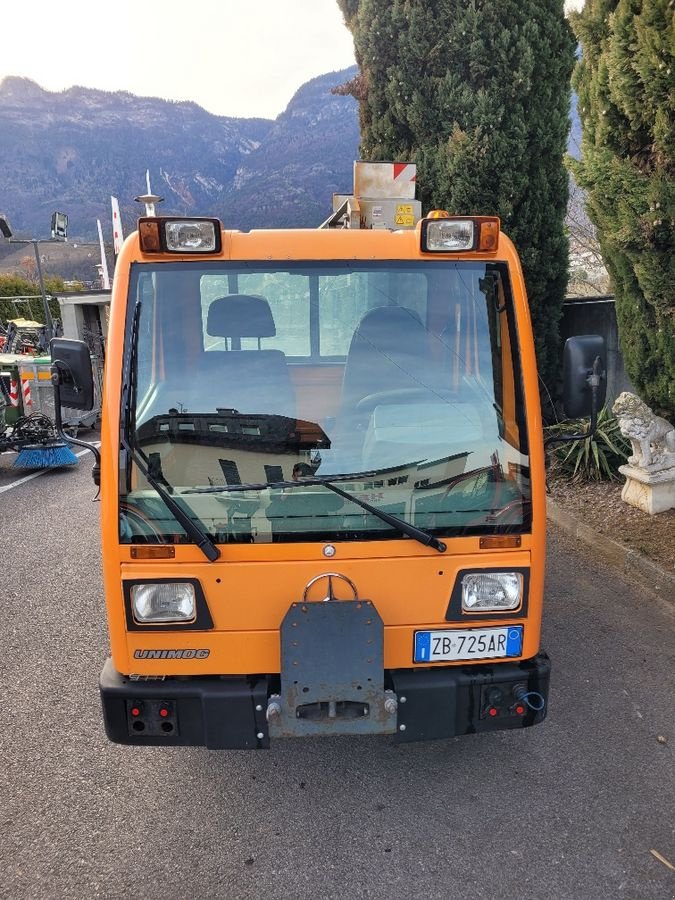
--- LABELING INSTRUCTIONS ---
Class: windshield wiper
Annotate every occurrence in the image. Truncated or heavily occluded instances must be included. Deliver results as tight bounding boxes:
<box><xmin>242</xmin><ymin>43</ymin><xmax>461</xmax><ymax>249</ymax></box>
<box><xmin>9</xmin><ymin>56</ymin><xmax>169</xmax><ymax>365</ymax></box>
<box><xmin>317</xmin><ymin>479</ymin><xmax>447</xmax><ymax>553</ymax></box>
<box><xmin>185</xmin><ymin>472</ymin><xmax>446</xmax><ymax>553</ymax></box>
<box><xmin>121</xmin><ymin>301</ymin><xmax>220</xmax><ymax>562</ymax></box>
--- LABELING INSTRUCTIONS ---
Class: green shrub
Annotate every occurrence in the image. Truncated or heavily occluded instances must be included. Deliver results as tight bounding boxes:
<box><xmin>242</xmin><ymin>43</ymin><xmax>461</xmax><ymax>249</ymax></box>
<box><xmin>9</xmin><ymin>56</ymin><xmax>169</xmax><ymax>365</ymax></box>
<box><xmin>546</xmin><ymin>407</ymin><xmax>630</xmax><ymax>482</ymax></box>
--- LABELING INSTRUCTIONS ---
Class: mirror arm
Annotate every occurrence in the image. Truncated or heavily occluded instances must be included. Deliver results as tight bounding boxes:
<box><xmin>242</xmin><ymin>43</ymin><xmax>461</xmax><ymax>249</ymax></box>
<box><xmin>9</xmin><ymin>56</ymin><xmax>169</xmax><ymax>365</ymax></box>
<box><xmin>51</xmin><ymin>361</ymin><xmax>101</xmax><ymax>484</ymax></box>
<box><xmin>544</xmin><ymin>356</ymin><xmax>604</xmax><ymax>450</ymax></box>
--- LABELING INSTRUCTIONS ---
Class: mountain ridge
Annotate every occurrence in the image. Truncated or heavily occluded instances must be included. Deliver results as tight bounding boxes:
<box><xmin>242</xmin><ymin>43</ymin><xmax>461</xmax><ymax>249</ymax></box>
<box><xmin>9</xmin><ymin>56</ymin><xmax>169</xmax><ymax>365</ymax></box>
<box><xmin>0</xmin><ymin>68</ymin><xmax>360</xmax><ymax>241</ymax></box>
<box><xmin>0</xmin><ymin>68</ymin><xmax>581</xmax><ymax>250</ymax></box>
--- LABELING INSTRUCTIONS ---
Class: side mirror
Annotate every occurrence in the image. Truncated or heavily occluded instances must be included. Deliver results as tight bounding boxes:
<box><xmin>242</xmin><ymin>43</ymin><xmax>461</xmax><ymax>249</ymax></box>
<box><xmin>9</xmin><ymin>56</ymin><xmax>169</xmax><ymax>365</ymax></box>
<box><xmin>562</xmin><ymin>335</ymin><xmax>606</xmax><ymax>419</ymax></box>
<box><xmin>50</xmin><ymin>338</ymin><xmax>95</xmax><ymax>411</ymax></box>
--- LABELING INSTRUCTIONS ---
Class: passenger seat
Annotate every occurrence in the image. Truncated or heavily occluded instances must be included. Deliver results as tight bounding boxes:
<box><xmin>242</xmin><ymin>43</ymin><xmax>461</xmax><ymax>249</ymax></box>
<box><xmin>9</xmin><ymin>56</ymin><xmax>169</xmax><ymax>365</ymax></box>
<box><xmin>202</xmin><ymin>294</ymin><xmax>296</xmax><ymax>419</ymax></box>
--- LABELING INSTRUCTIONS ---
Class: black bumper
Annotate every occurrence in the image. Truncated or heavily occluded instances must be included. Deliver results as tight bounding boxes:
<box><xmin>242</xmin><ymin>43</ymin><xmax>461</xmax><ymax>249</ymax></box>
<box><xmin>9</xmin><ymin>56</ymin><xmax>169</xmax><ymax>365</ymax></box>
<box><xmin>100</xmin><ymin>652</ymin><xmax>550</xmax><ymax>749</ymax></box>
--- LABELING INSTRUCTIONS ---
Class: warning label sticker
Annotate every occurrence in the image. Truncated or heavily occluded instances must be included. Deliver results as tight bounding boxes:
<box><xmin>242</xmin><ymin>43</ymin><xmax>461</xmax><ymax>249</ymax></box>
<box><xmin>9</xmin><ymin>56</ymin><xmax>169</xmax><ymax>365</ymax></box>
<box><xmin>395</xmin><ymin>203</ymin><xmax>415</xmax><ymax>226</ymax></box>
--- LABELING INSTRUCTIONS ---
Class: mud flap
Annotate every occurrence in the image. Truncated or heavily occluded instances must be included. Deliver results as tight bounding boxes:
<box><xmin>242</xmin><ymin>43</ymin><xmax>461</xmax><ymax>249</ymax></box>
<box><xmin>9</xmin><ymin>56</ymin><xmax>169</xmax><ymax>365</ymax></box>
<box><xmin>267</xmin><ymin>600</ymin><xmax>397</xmax><ymax>738</ymax></box>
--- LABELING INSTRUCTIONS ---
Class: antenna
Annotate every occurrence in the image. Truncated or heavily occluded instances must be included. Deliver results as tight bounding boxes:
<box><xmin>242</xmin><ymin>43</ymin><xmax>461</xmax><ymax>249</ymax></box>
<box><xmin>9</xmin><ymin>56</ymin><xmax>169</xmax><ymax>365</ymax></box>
<box><xmin>134</xmin><ymin>169</ymin><xmax>163</xmax><ymax>216</ymax></box>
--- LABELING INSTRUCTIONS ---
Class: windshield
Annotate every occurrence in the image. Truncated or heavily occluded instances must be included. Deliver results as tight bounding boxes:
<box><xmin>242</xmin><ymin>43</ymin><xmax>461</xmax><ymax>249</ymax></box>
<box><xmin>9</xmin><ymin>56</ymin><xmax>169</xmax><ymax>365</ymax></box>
<box><xmin>120</xmin><ymin>260</ymin><xmax>531</xmax><ymax>545</ymax></box>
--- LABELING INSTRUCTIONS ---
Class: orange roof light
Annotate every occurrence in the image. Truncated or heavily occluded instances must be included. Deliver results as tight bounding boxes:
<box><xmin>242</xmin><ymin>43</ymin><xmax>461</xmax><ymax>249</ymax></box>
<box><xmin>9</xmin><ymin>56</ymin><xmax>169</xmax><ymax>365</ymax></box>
<box><xmin>138</xmin><ymin>219</ymin><xmax>162</xmax><ymax>253</ymax></box>
<box><xmin>478</xmin><ymin>218</ymin><xmax>500</xmax><ymax>251</ymax></box>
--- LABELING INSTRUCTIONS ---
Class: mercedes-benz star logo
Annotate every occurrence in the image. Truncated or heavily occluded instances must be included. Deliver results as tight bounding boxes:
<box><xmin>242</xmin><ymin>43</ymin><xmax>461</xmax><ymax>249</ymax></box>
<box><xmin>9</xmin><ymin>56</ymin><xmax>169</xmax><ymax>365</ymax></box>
<box><xmin>303</xmin><ymin>573</ymin><xmax>359</xmax><ymax>603</ymax></box>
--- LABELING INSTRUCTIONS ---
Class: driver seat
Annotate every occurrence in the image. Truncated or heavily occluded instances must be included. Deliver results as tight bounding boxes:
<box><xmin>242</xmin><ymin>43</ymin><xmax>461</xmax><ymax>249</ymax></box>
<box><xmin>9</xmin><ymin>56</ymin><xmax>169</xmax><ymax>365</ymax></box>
<box><xmin>340</xmin><ymin>305</ymin><xmax>437</xmax><ymax>413</ymax></box>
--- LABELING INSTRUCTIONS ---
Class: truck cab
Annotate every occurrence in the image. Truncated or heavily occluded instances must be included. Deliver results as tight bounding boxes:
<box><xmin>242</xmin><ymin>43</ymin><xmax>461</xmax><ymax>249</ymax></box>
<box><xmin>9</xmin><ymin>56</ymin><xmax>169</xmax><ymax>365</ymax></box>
<box><xmin>54</xmin><ymin>189</ymin><xmax>579</xmax><ymax>748</ymax></box>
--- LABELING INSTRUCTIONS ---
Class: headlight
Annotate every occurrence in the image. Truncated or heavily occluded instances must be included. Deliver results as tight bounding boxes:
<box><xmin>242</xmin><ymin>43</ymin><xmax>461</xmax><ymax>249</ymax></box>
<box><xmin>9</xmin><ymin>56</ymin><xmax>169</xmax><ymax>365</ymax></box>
<box><xmin>425</xmin><ymin>219</ymin><xmax>475</xmax><ymax>251</ymax></box>
<box><xmin>131</xmin><ymin>583</ymin><xmax>196</xmax><ymax>623</ymax></box>
<box><xmin>138</xmin><ymin>217</ymin><xmax>222</xmax><ymax>253</ymax></box>
<box><xmin>461</xmin><ymin>572</ymin><xmax>523</xmax><ymax>611</ymax></box>
<box><xmin>420</xmin><ymin>215</ymin><xmax>500</xmax><ymax>252</ymax></box>
<box><xmin>165</xmin><ymin>220</ymin><xmax>217</xmax><ymax>252</ymax></box>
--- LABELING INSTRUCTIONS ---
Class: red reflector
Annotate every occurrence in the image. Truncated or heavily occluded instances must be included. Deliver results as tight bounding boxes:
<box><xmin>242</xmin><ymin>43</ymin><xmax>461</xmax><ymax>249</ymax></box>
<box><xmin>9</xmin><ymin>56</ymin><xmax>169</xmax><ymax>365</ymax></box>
<box><xmin>516</xmin><ymin>705</ymin><xmax>525</xmax><ymax>715</ymax></box>
<box><xmin>131</xmin><ymin>707</ymin><xmax>140</xmax><ymax>717</ymax></box>
<box><xmin>159</xmin><ymin>708</ymin><xmax>169</xmax><ymax>718</ymax></box>
<box><xmin>488</xmin><ymin>707</ymin><xmax>499</xmax><ymax>717</ymax></box>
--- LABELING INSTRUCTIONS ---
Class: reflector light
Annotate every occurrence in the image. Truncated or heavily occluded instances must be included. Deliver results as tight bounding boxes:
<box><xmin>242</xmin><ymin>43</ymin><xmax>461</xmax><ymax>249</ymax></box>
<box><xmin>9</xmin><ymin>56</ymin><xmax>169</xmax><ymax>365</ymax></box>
<box><xmin>159</xmin><ymin>708</ymin><xmax>169</xmax><ymax>718</ymax></box>
<box><xmin>479</xmin><ymin>536</ymin><xmax>522</xmax><ymax>549</ymax></box>
<box><xmin>478</xmin><ymin>219</ymin><xmax>500</xmax><ymax>251</ymax></box>
<box><xmin>131</xmin><ymin>707</ymin><xmax>140</xmax><ymax>717</ymax></box>
<box><xmin>488</xmin><ymin>707</ymin><xmax>499</xmax><ymax>717</ymax></box>
<box><xmin>139</xmin><ymin>220</ymin><xmax>161</xmax><ymax>252</ymax></box>
<box><xmin>130</xmin><ymin>546</ymin><xmax>176</xmax><ymax>559</ymax></box>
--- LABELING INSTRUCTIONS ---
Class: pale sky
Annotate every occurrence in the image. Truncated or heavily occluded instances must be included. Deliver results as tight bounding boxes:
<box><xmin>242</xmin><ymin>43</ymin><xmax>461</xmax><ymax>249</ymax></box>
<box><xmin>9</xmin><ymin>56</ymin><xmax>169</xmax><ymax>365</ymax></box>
<box><xmin>1</xmin><ymin>0</ymin><xmax>357</xmax><ymax>119</ymax></box>
<box><xmin>2</xmin><ymin>1</ymin><xmax>584</xmax><ymax>120</ymax></box>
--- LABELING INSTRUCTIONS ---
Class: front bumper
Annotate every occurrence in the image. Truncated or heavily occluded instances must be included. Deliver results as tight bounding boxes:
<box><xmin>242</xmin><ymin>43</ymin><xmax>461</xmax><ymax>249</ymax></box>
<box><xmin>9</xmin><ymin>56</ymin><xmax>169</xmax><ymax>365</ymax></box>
<box><xmin>100</xmin><ymin>652</ymin><xmax>551</xmax><ymax>748</ymax></box>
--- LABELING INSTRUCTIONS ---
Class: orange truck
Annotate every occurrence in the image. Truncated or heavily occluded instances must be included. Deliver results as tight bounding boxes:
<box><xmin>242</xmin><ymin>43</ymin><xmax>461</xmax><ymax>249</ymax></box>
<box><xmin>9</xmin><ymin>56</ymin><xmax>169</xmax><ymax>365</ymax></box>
<box><xmin>51</xmin><ymin>163</ymin><xmax>605</xmax><ymax>748</ymax></box>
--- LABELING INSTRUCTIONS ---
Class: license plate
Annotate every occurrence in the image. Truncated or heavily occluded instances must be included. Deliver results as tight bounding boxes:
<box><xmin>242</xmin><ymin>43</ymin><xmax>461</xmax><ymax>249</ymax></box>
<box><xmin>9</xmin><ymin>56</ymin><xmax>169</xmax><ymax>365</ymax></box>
<box><xmin>414</xmin><ymin>626</ymin><xmax>523</xmax><ymax>663</ymax></box>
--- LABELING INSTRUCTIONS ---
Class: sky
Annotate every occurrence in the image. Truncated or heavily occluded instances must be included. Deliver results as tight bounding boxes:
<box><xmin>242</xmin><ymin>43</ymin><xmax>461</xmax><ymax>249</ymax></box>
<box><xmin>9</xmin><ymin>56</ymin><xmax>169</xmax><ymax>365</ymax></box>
<box><xmin>2</xmin><ymin>0</ymin><xmax>585</xmax><ymax>121</ymax></box>
<box><xmin>0</xmin><ymin>0</ymin><xmax>357</xmax><ymax>120</ymax></box>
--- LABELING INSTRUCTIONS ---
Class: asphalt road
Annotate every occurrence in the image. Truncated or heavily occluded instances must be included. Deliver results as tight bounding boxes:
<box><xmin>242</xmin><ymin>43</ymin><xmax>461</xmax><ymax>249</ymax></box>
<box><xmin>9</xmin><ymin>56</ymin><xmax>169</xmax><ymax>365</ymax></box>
<box><xmin>1</xmin><ymin>455</ymin><xmax>673</xmax><ymax>900</ymax></box>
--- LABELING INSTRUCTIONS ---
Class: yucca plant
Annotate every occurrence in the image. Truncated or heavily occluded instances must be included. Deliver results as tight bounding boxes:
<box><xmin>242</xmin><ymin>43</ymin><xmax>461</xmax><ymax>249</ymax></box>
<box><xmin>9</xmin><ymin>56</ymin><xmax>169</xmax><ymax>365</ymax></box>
<box><xmin>546</xmin><ymin>407</ymin><xmax>630</xmax><ymax>482</ymax></box>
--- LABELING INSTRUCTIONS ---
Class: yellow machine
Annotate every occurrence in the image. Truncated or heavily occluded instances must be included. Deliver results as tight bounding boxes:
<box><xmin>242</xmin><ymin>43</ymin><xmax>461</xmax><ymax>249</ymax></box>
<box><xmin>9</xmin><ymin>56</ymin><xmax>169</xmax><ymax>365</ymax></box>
<box><xmin>51</xmin><ymin>164</ymin><xmax>605</xmax><ymax>747</ymax></box>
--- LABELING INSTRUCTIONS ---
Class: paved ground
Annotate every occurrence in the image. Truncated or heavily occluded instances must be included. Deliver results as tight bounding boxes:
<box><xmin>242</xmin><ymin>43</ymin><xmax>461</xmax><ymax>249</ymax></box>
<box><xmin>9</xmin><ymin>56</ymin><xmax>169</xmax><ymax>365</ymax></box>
<box><xmin>1</xmin><ymin>456</ymin><xmax>673</xmax><ymax>900</ymax></box>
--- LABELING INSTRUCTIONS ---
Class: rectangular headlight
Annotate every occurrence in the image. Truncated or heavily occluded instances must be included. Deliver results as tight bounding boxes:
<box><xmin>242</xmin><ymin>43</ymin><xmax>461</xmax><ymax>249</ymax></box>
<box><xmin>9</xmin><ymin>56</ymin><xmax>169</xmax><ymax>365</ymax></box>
<box><xmin>423</xmin><ymin>218</ymin><xmax>475</xmax><ymax>252</ymax></box>
<box><xmin>131</xmin><ymin>583</ymin><xmax>196</xmax><ymax>623</ymax></box>
<box><xmin>461</xmin><ymin>572</ymin><xmax>523</xmax><ymax>612</ymax></box>
<box><xmin>165</xmin><ymin>219</ymin><xmax>218</xmax><ymax>252</ymax></box>
<box><xmin>138</xmin><ymin>217</ymin><xmax>222</xmax><ymax>253</ymax></box>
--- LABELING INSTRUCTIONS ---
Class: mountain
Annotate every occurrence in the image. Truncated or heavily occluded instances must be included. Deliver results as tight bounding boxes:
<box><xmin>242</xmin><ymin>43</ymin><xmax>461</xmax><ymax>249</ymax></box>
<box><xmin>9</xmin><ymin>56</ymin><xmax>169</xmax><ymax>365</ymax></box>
<box><xmin>0</xmin><ymin>68</ymin><xmax>360</xmax><ymax>242</ymax></box>
<box><xmin>1</xmin><ymin>67</ymin><xmax>582</xmax><ymax>270</ymax></box>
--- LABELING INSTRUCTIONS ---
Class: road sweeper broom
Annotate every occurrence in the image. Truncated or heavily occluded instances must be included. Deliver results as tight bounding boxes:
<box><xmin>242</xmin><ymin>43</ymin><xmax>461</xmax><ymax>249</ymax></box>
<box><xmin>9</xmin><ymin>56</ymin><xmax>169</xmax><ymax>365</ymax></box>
<box><xmin>10</xmin><ymin>413</ymin><xmax>78</xmax><ymax>469</ymax></box>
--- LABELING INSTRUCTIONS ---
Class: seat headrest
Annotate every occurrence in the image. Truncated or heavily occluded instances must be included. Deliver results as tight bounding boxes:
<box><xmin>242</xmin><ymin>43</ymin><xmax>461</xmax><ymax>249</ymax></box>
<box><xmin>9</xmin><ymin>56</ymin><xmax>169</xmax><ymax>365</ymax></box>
<box><xmin>353</xmin><ymin>306</ymin><xmax>424</xmax><ymax>345</ymax></box>
<box><xmin>207</xmin><ymin>294</ymin><xmax>276</xmax><ymax>339</ymax></box>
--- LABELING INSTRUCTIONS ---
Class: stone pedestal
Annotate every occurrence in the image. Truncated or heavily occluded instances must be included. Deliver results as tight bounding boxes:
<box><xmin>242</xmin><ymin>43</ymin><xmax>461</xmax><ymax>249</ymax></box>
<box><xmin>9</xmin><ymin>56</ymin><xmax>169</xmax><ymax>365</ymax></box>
<box><xmin>619</xmin><ymin>463</ymin><xmax>675</xmax><ymax>515</ymax></box>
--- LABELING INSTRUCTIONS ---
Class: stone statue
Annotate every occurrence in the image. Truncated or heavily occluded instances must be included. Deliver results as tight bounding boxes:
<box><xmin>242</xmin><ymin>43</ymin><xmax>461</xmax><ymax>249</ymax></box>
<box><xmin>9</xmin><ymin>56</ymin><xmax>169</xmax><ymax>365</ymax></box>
<box><xmin>612</xmin><ymin>392</ymin><xmax>675</xmax><ymax>515</ymax></box>
<box><xmin>612</xmin><ymin>392</ymin><xmax>675</xmax><ymax>470</ymax></box>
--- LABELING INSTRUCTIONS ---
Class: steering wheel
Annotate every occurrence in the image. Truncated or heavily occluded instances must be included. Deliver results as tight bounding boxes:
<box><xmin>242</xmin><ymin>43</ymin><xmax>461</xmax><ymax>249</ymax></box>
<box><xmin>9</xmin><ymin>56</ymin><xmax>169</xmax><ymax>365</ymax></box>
<box><xmin>120</xmin><ymin>503</ymin><xmax>165</xmax><ymax>543</ymax></box>
<box><xmin>354</xmin><ymin>387</ymin><xmax>461</xmax><ymax>414</ymax></box>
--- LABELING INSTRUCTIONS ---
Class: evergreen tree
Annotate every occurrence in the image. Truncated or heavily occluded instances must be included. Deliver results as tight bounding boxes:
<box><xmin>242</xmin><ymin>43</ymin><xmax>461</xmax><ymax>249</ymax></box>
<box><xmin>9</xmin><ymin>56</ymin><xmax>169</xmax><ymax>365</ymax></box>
<box><xmin>337</xmin><ymin>0</ymin><xmax>576</xmax><ymax>391</ymax></box>
<box><xmin>570</xmin><ymin>0</ymin><xmax>674</xmax><ymax>416</ymax></box>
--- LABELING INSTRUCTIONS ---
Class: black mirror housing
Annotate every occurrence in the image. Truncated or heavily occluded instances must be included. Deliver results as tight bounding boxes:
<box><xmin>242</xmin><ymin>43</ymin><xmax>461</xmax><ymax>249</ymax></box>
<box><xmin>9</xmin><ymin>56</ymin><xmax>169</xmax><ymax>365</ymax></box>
<box><xmin>562</xmin><ymin>335</ymin><xmax>607</xmax><ymax>419</ymax></box>
<box><xmin>50</xmin><ymin>338</ymin><xmax>95</xmax><ymax>411</ymax></box>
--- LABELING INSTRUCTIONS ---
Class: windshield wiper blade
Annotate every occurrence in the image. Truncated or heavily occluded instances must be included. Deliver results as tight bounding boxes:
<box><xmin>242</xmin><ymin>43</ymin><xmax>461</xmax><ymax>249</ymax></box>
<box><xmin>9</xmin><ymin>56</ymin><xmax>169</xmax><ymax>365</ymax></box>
<box><xmin>182</xmin><ymin>470</ymin><xmax>380</xmax><ymax>494</ymax></box>
<box><xmin>317</xmin><ymin>480</ymin><xmax>446</xmax><ymax>553</ymax></box>
<box><xmin>122</xmin><ymin>301</ymin><xmax>220</xmax><ymax>562</ymax></box>
<box><xmin>185</xmin><ymin>473</ymin><xmax>445</xmax><ymax>553</ymax></box>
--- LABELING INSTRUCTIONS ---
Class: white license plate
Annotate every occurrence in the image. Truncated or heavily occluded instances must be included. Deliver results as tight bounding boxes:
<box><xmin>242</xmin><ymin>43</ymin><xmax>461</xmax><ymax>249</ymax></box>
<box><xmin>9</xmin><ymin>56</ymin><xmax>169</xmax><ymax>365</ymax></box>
<box><xmin>414</xmin><ymin>626</ymin><xmax>523</xmax><ymax>663</ymax></box>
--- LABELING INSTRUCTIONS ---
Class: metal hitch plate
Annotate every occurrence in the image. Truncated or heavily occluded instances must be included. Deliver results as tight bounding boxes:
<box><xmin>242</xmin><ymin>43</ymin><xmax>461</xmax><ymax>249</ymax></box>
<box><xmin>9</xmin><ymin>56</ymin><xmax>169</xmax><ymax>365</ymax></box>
<box><xmin>268</xmin><ymin>599</ymin><xmax>397</xmax><ymax>738</ymax></box>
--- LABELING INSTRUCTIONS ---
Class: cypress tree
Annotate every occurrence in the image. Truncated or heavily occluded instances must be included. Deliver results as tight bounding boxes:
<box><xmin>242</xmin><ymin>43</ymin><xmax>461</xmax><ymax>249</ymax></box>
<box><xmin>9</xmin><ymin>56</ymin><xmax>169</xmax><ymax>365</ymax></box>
<box><xmin>337</xmin><ymin>0</ymin><xmax>576</xmax><ymax>392</ymax></box>
<box><xmin>570</xmin><ymin>0</ymin><xmax>674</xmax><ymax>416</ymax></box>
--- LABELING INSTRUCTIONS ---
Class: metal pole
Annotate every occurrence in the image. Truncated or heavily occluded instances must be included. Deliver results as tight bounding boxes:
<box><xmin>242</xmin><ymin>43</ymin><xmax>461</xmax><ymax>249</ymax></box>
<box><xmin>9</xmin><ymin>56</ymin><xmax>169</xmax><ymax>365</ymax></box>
<box><xmin>32</xmin><ymin>239</ymin><xmax>54</xmax><ymax>342</ymax></box>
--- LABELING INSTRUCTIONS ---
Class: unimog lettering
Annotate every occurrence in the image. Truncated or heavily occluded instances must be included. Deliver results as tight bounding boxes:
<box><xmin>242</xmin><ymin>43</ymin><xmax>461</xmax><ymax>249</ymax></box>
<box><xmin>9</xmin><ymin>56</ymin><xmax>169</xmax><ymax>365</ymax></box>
<box><xmin>133</xmin><ymin>649</ymin><xmax>210</xmax><ymax>659</ymax></box>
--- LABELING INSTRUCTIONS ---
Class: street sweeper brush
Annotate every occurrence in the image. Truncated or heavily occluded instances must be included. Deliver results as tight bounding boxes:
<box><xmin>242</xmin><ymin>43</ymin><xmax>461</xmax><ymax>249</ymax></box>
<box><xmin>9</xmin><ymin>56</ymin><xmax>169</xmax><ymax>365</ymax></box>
<box><xmin>10</xmin><ymin>414</ymin><xmax>79</xmax><ymax>469</ymax></box>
